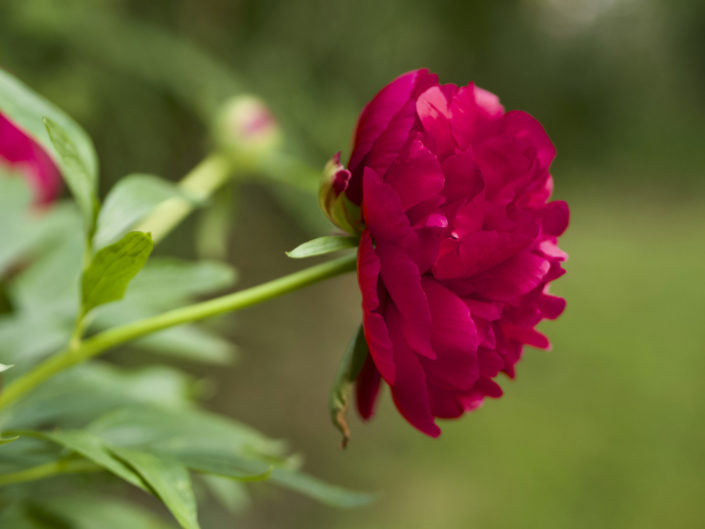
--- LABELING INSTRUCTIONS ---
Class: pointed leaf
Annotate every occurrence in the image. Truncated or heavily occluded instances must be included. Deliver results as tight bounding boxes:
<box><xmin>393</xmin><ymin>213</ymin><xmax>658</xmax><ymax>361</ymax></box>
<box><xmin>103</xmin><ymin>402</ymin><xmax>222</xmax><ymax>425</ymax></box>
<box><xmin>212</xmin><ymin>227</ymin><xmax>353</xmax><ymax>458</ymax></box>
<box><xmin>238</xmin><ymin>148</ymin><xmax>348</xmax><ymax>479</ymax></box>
<box><xmin>95</xmin><ymin>174</ymin><xmax>188</xmax><ymax>248</ymax></box>
<box><xmin>269</xmin><ymin>468</ymin><xmax>377</xmax><ymax>508</ymax></box>
<box><xmin>286</xmin><ymin>235</ymin><xmax>358</xmax><ymax>259</ymax></box>
<box><xmin>28</xmin><ymin>493</ymin><xmax>176</xmax><ymax>529</ymax></box>
<box><xmin>19</xmin><ymin>429</ymin><xmax>147</xmax><ymax>490</ymax></box>
<box><xmin>110</xmin><ymin>447</ymin><xmax>201</xmax><ymax>529</ymax></box>
<box><xmin>81</xmin><ymin>231</ymin><xmax>153</xmax><ymax>314</ymax></box>
<box><xmin>43</xmin><ymin>117</ymin><xmax>98</xmax><ymax>232</ymax></box>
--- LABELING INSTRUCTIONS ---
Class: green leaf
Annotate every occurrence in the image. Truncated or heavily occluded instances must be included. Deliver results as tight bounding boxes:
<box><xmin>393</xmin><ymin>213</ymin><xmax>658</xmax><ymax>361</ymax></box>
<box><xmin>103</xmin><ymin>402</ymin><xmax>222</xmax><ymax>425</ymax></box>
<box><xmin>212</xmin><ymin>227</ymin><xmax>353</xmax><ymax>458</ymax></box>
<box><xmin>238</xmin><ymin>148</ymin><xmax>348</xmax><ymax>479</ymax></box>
<box><xmin>81</xmin><ymin>231</ymin><xmax>153</xmax><ymax>315</ymax></box>
<box><xmin>93</xmin><ymin>301</ymin><xmax>237</xmax><ymax>365</ymax></box>
<box><xmin>0</xmin><ymin>179</ymin><xmax>79</xmax><ymax>276</ymax></box>
<box><xmin>329</xmin><ymin>325</ymin><xmax>369</xmax><ymax>448</ymax></box>
<box><xmin>9</xmin><ymin>214</ymin><xmax>83</xmax><ymax>315</ymax></box>
<box><xmin>43</xmin><ymin>117</ymin><xmax>98</xmax><ymax>233</ymax></box>
<box><xmin>134</xmin><ymin>325</ymin><xmax>237</xmax><ymax>365</ymax></box>
<box><xmin>0</xmin><ymin>434</ymin><xmax>19</xmax><ymax>445</ymax></box>
<box><xmin>87</xmin><ymin>406</ymin><xmax>375</xmax><ymax>508</ymax></box>
<box><xmin>0</xmin><ymin>67</ymin><xmax>98</xmax><ymax>186</ymax></box>
<box><xmin>200</xmin><ymin>474</ymin><xmax>251</xmax><ymax>515</ymax></box>
<box><xmin>2</xmin><ymin>363</ymin><xmax>196</xmax><ymax>430</ymax></box>
<box><xmin>0</xmin><ymin>312</ymin><xmax>70</xmax><ymax>372</ymax></box>
<box><xmin>95</xmin><ymin>174</ymin><xmax>187</xmax><ymax>248</ymax></box>
<box><xmin>286</xmin><ymin>235</ymin><xmax>358</xmax><ymax>259</ymax></box>
<box><xmin>268</xmin><ymin>468</ymin><xmax>377</xmax><ymax>508</ymax></box>
<box><xmin>88</xmin><ymin>406</ymin><xmax>286</xmax><ymax>459</ymax></box>
<box><xmin>125</xmin><ymin>258</ymin><xmax>237</xmax><ymax>306</ymax></box>
<box><xmin>20</xmin><ymin>429</ymin><xmax>147</xmax><ymax>490</ymax></box>
<box><xmin>28</xmin><ymin>493</ymin><xmax>176</xmax><ymax>529</ymax></box>
<box><xmin>110</xmin><ymin>447</ymin><xmax>201</xmax><ymax>529</ymax></box>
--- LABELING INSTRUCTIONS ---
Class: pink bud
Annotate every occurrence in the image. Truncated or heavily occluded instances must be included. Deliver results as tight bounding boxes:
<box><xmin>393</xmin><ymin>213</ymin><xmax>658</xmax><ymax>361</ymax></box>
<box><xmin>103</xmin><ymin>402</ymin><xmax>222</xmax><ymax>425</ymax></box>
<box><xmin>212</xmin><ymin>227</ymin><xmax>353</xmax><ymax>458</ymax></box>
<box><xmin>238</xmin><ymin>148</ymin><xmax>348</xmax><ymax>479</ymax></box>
<box><xmin>0</xmin><ymin>113</ymin><xmax>60</xmax><ymax>204</ymax></box>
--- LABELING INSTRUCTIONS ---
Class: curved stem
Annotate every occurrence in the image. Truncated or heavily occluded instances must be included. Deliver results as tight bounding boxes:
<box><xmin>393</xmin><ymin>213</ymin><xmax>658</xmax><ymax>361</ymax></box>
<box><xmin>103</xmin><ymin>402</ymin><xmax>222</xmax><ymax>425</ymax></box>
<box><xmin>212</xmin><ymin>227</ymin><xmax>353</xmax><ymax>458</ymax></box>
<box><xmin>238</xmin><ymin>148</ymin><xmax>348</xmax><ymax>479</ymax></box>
<box><xmin>135</xmin><ymin>153</ymin><xmax>232</xmax><ymax>244</ymax></box>
<box><xmin>0</xmin><ymin>253</ymin><xmax>357</xmax><ymax>412</ymax></box>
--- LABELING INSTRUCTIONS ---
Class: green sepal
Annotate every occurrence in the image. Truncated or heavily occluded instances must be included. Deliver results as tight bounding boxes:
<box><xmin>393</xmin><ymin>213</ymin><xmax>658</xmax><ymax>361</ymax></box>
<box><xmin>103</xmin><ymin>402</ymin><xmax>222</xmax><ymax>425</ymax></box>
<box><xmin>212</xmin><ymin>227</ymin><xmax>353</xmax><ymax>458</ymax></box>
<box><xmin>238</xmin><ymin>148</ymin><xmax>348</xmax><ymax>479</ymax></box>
<box><xmin>329</xmin><ymin>325</ymin><xmax>369</xmax><ymax>448</ymax></box>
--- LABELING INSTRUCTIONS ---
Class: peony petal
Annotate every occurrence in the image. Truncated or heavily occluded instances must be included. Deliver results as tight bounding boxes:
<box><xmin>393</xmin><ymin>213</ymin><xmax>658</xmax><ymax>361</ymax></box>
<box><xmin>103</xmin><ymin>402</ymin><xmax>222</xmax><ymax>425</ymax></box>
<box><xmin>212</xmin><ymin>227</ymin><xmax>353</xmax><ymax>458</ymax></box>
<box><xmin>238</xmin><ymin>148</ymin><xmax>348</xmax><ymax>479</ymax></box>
<box><xmin>377</xmin><ymin>244</ymin><xmax>435</xmax><ymax>359</ymax></box>
<box><xmin>501</xmin><ymin>322</ymin><xmax>550</xmax><ymax>350</ymax></box>
<box><xmin>417</xmin><ymin>278</ymin><xmax>480</xmax><ymax>391</ymax></box>
<box><xmin>416</xmin><ymin>85</ymin><xmax>457</xmax><ymax>158</ymax></box>
<box><xmin>385</xmin><ymin>138</ymin><xmax>445</xmax><ymax>210</ymax></box>
<box><xmin>386</xmin><ymin>305</ymin><xmax>441</xmax><ymax>437</ymax></box>
<box><xmin>362</xmin><ymin>167</ymin><xmax>414</xmax><ymax>245</ymax></box>
<box><xmin>450</xmin><ymin>83</ymin><xmax>505</xmax><ymax>149</ymax></box>
<box><xmin>472</xmin><ymin>251</ymin><xmax>551</xmax><ymax>301</ymax></box>
<box><xmin>538</xmin><ymin>294</ymin><xmax>566</xmax><ymax>319</ymax></box>
<box><xmin>358</xmin><ymin>231</ymin><xmax>397</xmax><ymax>383</ymax></box>
<box><xmin>356</xmin><ymin>354</ymin><xmax>383</xmax><ymax>420</ymax></box>
<box><xmin>350</xmin><ymin>69</ymin><xmax>437</xmax><ymax>174</ymax></box>
<box><xmin>428</xmin><ymin>387</ymin><xmax>465</xmax><ymax>419</ymax></box>
<box><xmin>501</xmin><ymin>110</ymin><xmax>556</xmax><ymax>171</ymax></box>
<box><xmin>422</xmin><ymin>277</ymin><xmax>478</xmax><ymax>356</ymax></box>
<box><xmin>464</xmin><ymin>298</ymin><xmax>503</xmax><ymax>320</ymax></box>
<box><xmin>442</xmin><ymin>147</ymin><xmax>483</xmax><ymax>203</ymax></box>
<box><xmin>541</xmin><ymin>200</ymin><xmax>570</xmax><ymax>237</ymax></box>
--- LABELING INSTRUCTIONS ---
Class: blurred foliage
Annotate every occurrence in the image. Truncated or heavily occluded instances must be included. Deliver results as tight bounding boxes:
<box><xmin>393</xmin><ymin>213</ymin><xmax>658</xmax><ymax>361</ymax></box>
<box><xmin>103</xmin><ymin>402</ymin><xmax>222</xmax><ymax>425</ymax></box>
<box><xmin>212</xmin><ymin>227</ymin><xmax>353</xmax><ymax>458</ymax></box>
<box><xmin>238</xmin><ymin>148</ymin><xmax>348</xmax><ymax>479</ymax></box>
<box><xmin>1</xmin><ymin>0</ymin><xmax>704</xmax><ymax>528</ymax></box>
<box><xmin>2</xmin><ymin>0</ymin><xmax>704</xmax><ymax>197</ymax></box>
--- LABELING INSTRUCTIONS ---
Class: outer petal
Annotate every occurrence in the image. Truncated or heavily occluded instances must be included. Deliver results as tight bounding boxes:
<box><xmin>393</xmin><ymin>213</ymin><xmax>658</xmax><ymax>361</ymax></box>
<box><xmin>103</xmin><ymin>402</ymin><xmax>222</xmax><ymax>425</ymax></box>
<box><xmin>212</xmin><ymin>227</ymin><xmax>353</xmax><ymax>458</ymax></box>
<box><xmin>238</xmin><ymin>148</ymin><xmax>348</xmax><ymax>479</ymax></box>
<box><xmin>501</xmin><ymin>110</ymin><xmax>556</xmax><ymax>172</ymax></box>
<box><xmin>541</xmin><ymin>200</ymin><xmax>570</xmax><ymax>237</ymax></box>
<box><xmin>450</xmin><ymin>83</ymin><xmax>505</xmax><ymax>149</ymax></box>
<box><xmin>377</xmin><ymin>243</ymin><xmax>435</xmax><ymax>359</ymax></box>
<box><xmin>356</xmin><ymin>354</ymin><xmax>382</xmax><ymax>420</ymax></box>
<box><xmin>386</xmin><ymin>304</ymin><xmax>441</xmax><ymax>437</ymax></box>
<box><xmin>472</xmin><ymin>251</ymin><xmax>551</xmax><ymax>301</ymax></box>
<box><xmin>423</xmin><ymin>278</ymin><xmax>478</xmax><ymax>355</ymax></box>
<box><xmin>419</xmin><ymin>278</ymin><xmax>479</xmax><ymax>391</ymax></box>
<box><xmin>350</xmin><ymin>69</ymin><xmax>437</xmax><ymax>170</ymax></box>
<box><xmin>347</xmin><ymin>70</ymin><xmax>438</xmax><ymax>203</ymax></box>
<box><xmin>358</xmin><ymin>230</ymin><xmax>397</xmax><ymax>383</ymax></box>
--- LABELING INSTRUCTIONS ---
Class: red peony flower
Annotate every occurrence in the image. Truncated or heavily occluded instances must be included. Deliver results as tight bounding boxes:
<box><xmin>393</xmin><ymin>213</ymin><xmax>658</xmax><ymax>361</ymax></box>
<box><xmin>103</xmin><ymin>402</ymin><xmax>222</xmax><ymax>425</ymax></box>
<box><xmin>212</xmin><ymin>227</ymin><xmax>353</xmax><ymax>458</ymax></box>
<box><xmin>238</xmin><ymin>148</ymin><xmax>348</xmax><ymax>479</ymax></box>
<box><xmin>0</xmin><ymin>113</ymin><xmax>60</xmax><ymax>204</ymax></box>
<box><xmin>324</xmin><ymin>69</ymin><xmax>569</xmax><ymax>436</ymax></box>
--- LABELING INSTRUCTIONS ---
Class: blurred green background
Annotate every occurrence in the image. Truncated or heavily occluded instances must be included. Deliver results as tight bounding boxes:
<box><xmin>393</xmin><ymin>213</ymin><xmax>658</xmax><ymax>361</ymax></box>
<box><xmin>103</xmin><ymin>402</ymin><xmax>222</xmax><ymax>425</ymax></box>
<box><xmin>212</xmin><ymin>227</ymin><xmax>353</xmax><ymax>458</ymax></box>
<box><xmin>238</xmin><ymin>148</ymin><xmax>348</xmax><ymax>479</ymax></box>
<box><xmin>2</xmin><ymin>0</ymin><xmax>704</xmax><ymax>527</ymax></box>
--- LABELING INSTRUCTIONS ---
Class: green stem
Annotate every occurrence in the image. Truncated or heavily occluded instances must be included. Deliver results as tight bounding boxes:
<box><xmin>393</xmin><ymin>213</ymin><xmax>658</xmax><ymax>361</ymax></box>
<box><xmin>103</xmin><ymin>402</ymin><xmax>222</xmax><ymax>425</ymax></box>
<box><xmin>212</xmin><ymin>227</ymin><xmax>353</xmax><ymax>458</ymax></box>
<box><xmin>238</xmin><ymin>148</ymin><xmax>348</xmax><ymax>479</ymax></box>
<box><xmin>0</xmin><ymin>458</ymin><xmax>100</xmax><ymax>487</ymax></box>
<box><xmin>0</xmin><ymin>253</ymin><xmax>357</xmax><ymax>412</ymax></box>
<box><xmin>134</xmin><ymin>153</ymin><xmax>232</xmax><ymax>244</ymax></box>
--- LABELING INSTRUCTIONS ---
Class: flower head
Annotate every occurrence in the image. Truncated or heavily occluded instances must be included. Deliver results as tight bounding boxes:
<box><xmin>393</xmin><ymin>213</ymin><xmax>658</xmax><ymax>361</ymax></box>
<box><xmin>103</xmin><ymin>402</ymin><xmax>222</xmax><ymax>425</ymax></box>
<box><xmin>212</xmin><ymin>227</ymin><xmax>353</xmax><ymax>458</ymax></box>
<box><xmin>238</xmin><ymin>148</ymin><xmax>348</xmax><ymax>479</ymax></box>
<box><xmin>333</xmin><ymin>69</ymin><xmax>568</xmax><ymax>436</ymax></box>
<box><xmin>0</xmin><ymin>113</ymin><xmax>60</xmax><ymax>204</ymax></box>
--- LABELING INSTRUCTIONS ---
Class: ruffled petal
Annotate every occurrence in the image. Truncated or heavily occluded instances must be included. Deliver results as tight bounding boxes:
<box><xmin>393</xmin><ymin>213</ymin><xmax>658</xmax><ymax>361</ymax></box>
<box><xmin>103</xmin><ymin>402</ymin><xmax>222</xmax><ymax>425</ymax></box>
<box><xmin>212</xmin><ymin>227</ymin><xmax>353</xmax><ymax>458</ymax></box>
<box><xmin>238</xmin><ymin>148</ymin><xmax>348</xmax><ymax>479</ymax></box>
<box><xmin>416</xmin><ymin>85</ymin><xmax>458</xmax><ymax>158</ymax></box>
<box><xmin>386</xmin><ymin>304</ymin><xmax>441</xmax><ymax>437</ymax></box>
<box><xmin>358</xmin><ymin>230</ymin><xmax>397</xmax><ymax>383</ymax></box>
<box><xmin>450</xmin><ymin>83</ymin><xmax>505</xmax><ymax>149</ymax></box>
<box><xmin>385</xmin><ymin>138</ymin><xmax>445</xmax><ymax>210</ymax></box>
<box><xmin>377</xmin><ymin>244</ymin><xmax>434</xmax><ymax>359</ymax></box>
<box><xmin>472</xmin><ymin>251</ymin><xmax>551</xmax><ymax>301</ymax></box>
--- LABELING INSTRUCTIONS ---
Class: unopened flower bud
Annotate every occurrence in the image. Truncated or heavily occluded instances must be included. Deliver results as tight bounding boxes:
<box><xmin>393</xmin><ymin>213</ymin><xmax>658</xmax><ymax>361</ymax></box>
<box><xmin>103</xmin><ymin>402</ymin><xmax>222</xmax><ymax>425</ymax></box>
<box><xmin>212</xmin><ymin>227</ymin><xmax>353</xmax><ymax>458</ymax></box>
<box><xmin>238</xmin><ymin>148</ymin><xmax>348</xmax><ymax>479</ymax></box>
<box><xmin>214</xmin><ymin>95</ymin><xmax>281</xmax><ymax>166</ymax></box>
<box><xmin>318</xmin><ymin>152</ymin><xmax>363</xmax><ymax>235</ymax></box>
